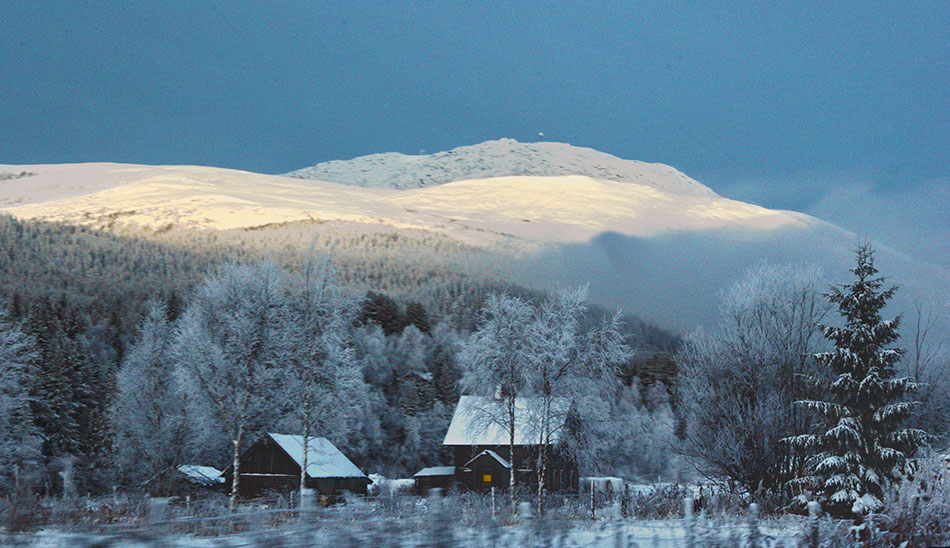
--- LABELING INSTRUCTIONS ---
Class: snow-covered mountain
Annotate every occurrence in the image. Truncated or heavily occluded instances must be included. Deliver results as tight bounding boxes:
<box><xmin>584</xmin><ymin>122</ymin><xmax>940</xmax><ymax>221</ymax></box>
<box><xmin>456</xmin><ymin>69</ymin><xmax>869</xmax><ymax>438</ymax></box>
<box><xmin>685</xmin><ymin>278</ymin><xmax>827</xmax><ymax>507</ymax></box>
<box><xmin>286</xmin><ymin>138</ymin><xmax>717</xmax><ymax>196</ymax></box>
<box><xmin>0</xmin><ymin>158</ymin><xmax>808</xmax><ymax>245</ymax></box>
<box><xmin>2</xmin><ymin>141</ymin><xmax>944</xmax><ymax>331</ymax></box>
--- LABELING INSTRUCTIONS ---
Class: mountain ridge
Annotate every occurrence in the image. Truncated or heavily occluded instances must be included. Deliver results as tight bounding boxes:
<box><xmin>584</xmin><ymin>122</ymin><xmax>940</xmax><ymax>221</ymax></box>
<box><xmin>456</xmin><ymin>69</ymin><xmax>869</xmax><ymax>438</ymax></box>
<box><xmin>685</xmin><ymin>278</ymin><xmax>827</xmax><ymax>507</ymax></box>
<box><xmin>0</xmin><ymin>162</ymin><xmax>807</xmax><ymax>246</ymax></box>
<box><xmin>286</xmin><ymin>138</ymin><xmax>718</xmax><ymax>197</ymax></box>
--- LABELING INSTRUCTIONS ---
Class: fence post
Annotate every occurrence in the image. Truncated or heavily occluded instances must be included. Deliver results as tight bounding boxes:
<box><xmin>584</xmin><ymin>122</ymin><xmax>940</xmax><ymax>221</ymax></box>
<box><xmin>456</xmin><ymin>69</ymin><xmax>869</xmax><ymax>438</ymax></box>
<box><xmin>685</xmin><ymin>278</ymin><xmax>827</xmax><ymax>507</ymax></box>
<box><xmin>590</xmin><ymin>480</ymin><xmax>596</xmax><ymax>520</ymax></box>
<box><xmin>622</xmin><ymin>483</ymin><xmax>630</xmax><ymax>518</ymax></box>
<box><xmin>147</xmin><ymin>496</ymin><xmax>170</xmax><ymax>536</ymax></box>
<box><xmin>747</xmin><ymin>503</ymin><xmax>761</xmax><ymax>548</ymax></box>
<box><xmin>806</xmin><ymin>501</ymin><xmax>821</xmax><ymax>548</ymax></box>
<box><xmin>683</xmin><ymin>496</ymin><xmax>695</xmax><ymax>548</ymax></box>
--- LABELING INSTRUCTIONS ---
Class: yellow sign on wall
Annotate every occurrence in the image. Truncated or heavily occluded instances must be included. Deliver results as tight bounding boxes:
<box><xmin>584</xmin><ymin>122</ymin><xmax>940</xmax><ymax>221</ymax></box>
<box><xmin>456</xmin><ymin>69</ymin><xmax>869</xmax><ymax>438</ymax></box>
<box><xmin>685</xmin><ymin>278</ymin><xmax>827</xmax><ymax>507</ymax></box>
<box><xmin>482</xmin><ymin>474</ymin><xmax>492</xmax><ymax>483</ymax></box>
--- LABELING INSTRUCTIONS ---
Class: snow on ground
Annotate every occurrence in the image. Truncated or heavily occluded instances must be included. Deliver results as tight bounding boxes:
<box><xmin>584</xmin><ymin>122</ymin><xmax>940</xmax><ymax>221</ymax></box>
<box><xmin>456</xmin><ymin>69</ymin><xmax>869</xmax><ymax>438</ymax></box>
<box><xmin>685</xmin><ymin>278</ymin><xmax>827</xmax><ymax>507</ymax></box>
<box><xmin>16</xmin><ymin>518</ymin><xmax>808</xmax><ymax>547</ymax></box>
<box><xmin>0</xmin><ymin>152</ymin><xmax>808</xmax><ymax>247</ymax></box>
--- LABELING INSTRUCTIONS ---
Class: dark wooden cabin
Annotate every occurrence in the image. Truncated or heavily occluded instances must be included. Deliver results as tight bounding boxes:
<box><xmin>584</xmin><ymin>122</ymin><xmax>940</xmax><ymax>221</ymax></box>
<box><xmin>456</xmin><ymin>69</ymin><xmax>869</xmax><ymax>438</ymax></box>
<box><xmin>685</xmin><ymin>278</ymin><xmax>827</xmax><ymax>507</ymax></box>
<box><xmin>222</xmin><ymin>433</ymin><xmax>371</xmax><ymax>499</ymax></box>
<box><xmin>412</xmin><ymin>466</ymin><xmax>456</xmax><ymax>493</ymax></box>
<box><xmin>443</xmin><ymin>396</ymin><xmax>579</xmax><ymax>493</ymax></box>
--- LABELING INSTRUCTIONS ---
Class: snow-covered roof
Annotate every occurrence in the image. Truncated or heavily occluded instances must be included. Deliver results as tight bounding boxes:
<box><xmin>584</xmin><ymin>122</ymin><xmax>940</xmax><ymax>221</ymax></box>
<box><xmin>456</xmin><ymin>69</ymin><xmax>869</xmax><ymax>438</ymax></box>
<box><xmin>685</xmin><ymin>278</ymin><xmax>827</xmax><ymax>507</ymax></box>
<box><xmin>177</xmin><ymin>465</ymin><xmax>224</xmax><ymax>485</ymax></box>
<box><xmin>464</xmin><ymin>449</ymin><xmax>511</xmax><ymax>469</ymax></box>
<box><xmin>413</xmin><ymin>466</ymin><xmax>456</xmax><ymax>478</ymax></box>
<box><xmin>268</xmin><ymin>433</ymin><xmax>367</xmax><ymax>479</ymax></box>
<box><xmin>443</xmin><ymin>396</ymin><xmax>571</xmax><ymax>446</ymax></box>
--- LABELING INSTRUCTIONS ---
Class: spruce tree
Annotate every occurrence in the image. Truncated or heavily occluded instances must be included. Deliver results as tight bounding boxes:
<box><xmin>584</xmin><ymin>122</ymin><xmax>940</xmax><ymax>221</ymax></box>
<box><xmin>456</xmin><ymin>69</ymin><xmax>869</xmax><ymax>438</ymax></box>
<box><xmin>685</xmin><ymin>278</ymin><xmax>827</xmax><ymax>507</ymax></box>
<box><xmin>0</xmin><ymin>306</ymin><xmax>42</xmax><ymax>494</ymax></box>
<box><xmin>788</xmin><ymin>244</ymin><xmax>930</xmax><ymax>517</ymax></box>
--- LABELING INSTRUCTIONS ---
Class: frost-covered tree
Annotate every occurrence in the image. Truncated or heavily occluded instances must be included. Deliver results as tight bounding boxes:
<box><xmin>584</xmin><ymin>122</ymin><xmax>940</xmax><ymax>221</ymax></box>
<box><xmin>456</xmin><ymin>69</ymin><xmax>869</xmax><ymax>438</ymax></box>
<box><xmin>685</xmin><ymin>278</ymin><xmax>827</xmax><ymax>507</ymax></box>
<box><xmin>0</xmin><ymin>307</ymin><xmax>41</xmax><ymax>494</ymax></box>
<box><xmin>113</xmin><ymin>301</ymin><xmax>191</xmax><ymax>493</ymax></box>
<box><xmin>279</xmin><ymin>258</ymin><xmax>365</xmax><ymax>505</ymax></box>
<box><xmin>458</xmin><ymin>293</ymin><xmax>533</xmax><ymax>509</ymax></box>
<box><xmin>175</xmin><ymin>262</ymin><xmax>286</xmax><ymax>510</ymax></box>
<box><xmin>523</xmin><ymin>286</ymin><xmax>630</xmax><ymax>514</ymax></box>
<box><xmin>788</xmin><ymin>245</ymin><xmax>930</xmax><ymax>517</ymax></box>
<box><xmin>677</xmin><ymin>263</ymin><xmax>828</xmax><ymax>498</ymax></box>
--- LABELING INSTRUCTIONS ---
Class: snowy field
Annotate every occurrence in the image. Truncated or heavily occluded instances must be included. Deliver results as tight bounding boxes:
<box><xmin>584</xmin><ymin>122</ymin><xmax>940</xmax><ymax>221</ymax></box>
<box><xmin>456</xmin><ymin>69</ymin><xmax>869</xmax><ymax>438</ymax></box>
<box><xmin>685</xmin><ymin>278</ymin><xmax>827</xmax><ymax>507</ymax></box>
<box><xmin>4</xmin><ymin>494</ymin><xmax>849</xmax><ymax>548</ymax></box>
<box><xmin>13</xmin><ymin>517</ymin><xmax>823</xmax><ymax>548</ymax></box>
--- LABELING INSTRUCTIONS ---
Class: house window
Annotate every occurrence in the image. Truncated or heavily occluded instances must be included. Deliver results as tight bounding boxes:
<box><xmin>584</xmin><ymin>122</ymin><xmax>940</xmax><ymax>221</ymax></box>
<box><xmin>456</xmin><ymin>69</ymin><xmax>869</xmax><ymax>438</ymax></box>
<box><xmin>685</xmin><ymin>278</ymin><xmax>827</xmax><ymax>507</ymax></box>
<box><xmin>482</xmin><ymin>474</ymin><xmax>492</xmax><ymax>483</ymax></box>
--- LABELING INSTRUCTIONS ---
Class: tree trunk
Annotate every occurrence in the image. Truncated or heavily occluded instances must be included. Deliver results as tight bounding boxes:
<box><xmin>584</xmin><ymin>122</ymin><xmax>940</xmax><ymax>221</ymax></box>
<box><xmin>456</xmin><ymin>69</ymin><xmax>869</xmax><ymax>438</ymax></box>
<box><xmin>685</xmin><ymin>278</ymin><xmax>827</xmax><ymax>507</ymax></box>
<box><xmin>509</xmin><ymin>398</ymin><xmax>517</xmax><ymax>512</ymax></box>
<box><xmin>536</xmin><ymin>398</ymin><xmax>551</xmax><ymax>517</ymax></box>
<box><xmin>300</xmin><ymin>420</ymin><xmax>310</xmax><ymax>509</ymax></box>
<box><xmin>537</xmin><ymin>446</ymin><xmax>546</xmax><ymax>517</ymax></box>
<box><xmin>229</xmin><ymin>428</ymin><xmax>243</xmax><ymax>512</ymax></box>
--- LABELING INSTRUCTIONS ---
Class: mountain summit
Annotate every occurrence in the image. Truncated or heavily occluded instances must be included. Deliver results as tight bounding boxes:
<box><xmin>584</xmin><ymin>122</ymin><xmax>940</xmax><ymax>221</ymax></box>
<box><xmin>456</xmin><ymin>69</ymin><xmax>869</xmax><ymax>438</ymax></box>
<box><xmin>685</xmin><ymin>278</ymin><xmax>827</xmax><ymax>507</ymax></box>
<box><xmin>286</xmin><ymin>138</ymin><xmax>717</xmax><ymax>197</ymax></box>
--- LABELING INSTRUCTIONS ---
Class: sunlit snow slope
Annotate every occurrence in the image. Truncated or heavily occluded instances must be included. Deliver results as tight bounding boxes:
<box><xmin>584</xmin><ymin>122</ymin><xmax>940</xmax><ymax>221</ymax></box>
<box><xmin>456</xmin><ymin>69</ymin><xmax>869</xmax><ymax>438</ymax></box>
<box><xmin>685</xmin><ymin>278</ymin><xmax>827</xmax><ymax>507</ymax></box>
<box><xmin>0</xmin><ymin>161</ymin><xmax>808</xmax><ymax>245</ymax></box>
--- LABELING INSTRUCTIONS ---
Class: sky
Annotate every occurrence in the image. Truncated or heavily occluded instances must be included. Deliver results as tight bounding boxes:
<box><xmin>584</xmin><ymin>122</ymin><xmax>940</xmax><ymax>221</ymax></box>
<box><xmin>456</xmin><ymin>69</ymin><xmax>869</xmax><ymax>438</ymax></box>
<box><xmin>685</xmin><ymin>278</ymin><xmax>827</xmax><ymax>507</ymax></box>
<box><xmin>1</xmin><ymin>1</ymin><xmax>947</xmax><ymax>266</ymax></box>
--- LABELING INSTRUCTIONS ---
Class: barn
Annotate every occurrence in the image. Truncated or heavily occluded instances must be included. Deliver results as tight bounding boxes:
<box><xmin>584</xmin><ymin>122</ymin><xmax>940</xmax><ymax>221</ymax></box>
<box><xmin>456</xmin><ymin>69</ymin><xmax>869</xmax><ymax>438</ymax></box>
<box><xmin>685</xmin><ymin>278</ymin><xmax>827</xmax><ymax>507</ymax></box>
<box><xmin>442</xmin><ymin>396</ymin><xmax>579</xmax><ymax>493</ymax></box>
<box><xmin>222</xmin><ymin>433</ymin><xmax>371</xmax><ymax>499</ymax></box>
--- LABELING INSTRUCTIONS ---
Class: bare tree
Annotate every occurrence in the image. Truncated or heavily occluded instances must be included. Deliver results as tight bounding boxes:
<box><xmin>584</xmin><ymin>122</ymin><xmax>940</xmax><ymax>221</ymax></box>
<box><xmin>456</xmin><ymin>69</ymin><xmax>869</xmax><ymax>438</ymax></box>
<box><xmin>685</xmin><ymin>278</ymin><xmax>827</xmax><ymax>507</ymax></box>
<box><xmin>677</xmin><ymin>262</ymin><xmax>829</xmax><ymax>500</ymax></box>
<box><xmin>175</xmin><ymin>262</ymin><xmax>285</xmax><ymax>511</ymax></box>
<box><xmin>905</xmin><ymin>298</ymin><xmax>950</xmax><ymax>444</ymax></box>
<box><xmin>280</xmin><ymin>257</ymin><xmax>365</xmax><ymax>507</ymax></box>
<box><xmin>523</xmin><ymin>286</ymin><xmax>630</xmax><ymax>515</ymax></box>
<box><xmin>458</xmin><ymin>293</ymin><xmax>533</xmax><ymax>511</ymax></box>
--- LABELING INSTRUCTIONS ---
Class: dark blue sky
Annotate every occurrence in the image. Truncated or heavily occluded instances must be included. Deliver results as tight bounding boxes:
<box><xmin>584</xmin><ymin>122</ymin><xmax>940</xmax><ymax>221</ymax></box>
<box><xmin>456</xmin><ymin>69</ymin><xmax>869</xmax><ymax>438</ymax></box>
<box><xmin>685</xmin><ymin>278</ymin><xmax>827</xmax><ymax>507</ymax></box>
<box><xmin>2</xmin><ymin>1</ymin><xmax>948</xmax><ymax>250</ymax></box>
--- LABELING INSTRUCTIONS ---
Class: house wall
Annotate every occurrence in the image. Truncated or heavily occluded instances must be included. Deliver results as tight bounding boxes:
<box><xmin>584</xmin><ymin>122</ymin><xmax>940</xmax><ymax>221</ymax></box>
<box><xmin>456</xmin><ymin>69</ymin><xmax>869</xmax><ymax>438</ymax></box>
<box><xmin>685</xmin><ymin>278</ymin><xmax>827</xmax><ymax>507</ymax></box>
<box><xmin>451</xmin><ymin>445</ymin><xmax>578</xmax><ymax>493</ymax></box>
<box><xmin>223</xmin><ymin>437</ymin><xmax>369</xmax><ymax>498</ymax></box>
<box><xmin>414</xmin><ymin>475</ymin><xmax>456</xmax><ymax>494</ymax></box>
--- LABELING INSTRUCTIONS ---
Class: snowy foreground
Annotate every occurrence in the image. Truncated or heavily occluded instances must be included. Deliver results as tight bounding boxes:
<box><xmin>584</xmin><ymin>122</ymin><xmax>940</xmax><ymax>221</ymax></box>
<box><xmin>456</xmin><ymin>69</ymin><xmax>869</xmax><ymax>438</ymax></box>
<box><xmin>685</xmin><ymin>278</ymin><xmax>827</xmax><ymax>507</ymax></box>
<box><xmin>6</xmin><ymin>497</ymin><xmax>848</xmax><ymax>548</ymax></box>
<box><xmin>15</xmin><ymin>519</ymin><xmax>820</xmax><ymax>548</ymax></box>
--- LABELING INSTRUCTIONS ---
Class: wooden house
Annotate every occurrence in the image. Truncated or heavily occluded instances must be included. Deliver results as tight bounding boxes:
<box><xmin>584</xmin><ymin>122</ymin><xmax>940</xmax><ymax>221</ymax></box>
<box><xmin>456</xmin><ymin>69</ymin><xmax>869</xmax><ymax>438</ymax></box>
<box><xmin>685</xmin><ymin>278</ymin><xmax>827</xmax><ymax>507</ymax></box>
<box><xmin>442</xmin><ymin>396</ymin><xmax>579</xmax><ymax>493</ymax></box>
<box><xmin>222</xmin><ymin>433</ymin><xmax>370</xmax><ymax>499</ymax></box>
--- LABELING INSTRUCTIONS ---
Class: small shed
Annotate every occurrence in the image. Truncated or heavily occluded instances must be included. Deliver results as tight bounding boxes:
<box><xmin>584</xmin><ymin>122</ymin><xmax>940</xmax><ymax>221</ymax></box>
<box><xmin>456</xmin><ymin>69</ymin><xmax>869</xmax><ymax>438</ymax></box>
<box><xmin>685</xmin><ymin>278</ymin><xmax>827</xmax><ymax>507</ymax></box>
<box><xmin>222</xmin><ymin>433</ymin><xmax>370</xmax><ymax>499</ymax></box>
<box><xmin>413</xmin><ymin>466</ymin><xmax>456</xmax><ymax>493</ymax></box>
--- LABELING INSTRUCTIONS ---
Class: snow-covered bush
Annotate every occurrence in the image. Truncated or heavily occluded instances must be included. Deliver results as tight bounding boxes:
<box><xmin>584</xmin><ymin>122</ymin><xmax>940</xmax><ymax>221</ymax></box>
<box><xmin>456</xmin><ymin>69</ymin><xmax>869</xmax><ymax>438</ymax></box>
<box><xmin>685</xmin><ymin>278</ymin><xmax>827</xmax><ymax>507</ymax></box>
<box><xmin>869</xmin><ymin>455</ymin><xmax>950</xmax><ymax>547</ymax></box>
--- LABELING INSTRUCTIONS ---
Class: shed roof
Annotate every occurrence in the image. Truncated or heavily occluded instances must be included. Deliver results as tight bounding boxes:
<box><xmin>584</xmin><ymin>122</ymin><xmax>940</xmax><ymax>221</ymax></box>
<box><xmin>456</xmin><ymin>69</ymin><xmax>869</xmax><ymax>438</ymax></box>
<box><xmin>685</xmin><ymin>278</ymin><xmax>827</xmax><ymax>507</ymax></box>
<box><xmin>413</xmin><ymin>466</ymin><xmax>456</xmax><ymax>478</ymax></box>
<box><xmin>267</xmin><ymin>433</ymin><xmax>368</xmax><ymax>479</ymax></box>
<box><xmin>442</xmin><ymin>396</ymin><xmax>571</xmax><ymax>446</ymax></box>
<box><xmin>177</xmin><ymin>464</ymin><xmax>224</xmax><ymax>485</ymax></box>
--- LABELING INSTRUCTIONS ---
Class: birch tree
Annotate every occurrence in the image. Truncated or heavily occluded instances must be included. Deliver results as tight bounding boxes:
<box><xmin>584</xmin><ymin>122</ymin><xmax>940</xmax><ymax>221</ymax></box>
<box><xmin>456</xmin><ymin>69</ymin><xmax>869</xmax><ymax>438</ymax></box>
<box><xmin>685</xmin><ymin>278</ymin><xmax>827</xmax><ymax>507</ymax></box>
<box><xmin>523</xmin><ymin>286</ymin><xmax>630</xmax><ymax>514</ymax></box>
<box><xmin>458</xmin><ymin>293</ymin><xmax>533</xmax><ymax>510</ymax></box>
<box><xmin>279</xmin><ymin>257</ymin><xmax>364</xmax><ymax>506</ymax></box>
<box><xmin>175</xmin><ymin>262</ymin><xmax>285</xmax><ymax>510</ymax></box>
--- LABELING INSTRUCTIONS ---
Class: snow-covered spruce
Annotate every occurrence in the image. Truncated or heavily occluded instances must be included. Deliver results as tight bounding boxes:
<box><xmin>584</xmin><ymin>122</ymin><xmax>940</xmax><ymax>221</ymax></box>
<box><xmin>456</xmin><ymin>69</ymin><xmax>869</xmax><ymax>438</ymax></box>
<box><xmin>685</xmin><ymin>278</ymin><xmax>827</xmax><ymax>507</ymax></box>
<box><xmin>112</xmin><ymin>301</ymin><xmax>192</xmax><ymax>494</ymax></box>
<box><xmin>0</xmin><ymin>305</ymin><xmax>42</xmax><ymax>494</ymax></box>
<box><xmin>786</xmin><ymin>244</ymin><xmax>931</xmax><ymax>517</ymax></box>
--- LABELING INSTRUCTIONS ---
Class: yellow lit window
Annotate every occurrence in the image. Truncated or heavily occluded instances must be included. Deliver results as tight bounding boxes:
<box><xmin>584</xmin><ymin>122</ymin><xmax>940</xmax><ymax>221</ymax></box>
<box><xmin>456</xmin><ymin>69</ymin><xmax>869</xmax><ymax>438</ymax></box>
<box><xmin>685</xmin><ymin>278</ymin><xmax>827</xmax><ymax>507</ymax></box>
<box><xmin>482</xmin><ymin>474</ymin><xmax>492</xmax><ymax>483</ymax></box>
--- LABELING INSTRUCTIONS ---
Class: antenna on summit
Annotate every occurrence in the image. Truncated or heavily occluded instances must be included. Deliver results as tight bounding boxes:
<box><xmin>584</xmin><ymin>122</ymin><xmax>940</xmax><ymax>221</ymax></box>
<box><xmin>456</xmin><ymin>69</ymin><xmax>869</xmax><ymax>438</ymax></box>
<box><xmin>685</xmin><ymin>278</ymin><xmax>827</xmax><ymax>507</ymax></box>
<box><xmin>537</xmin><ymin>132</ymin><xmax>544</xmax><ymax>142</ymax></box>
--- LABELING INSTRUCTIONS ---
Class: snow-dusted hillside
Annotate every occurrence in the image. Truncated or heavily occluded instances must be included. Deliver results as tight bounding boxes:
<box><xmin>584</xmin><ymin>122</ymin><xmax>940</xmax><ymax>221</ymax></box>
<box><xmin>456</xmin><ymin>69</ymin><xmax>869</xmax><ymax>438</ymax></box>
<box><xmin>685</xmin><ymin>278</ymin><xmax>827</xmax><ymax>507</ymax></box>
<box><xmin>1</xmin><ymin>142</ymin><xmax>946</xmax><ymax>331</ymax></box>
<box><xmin>286</xmin><ymin>138</ymin><xmax>718</xmax><ymax>197</ymax></box>
<box><xmin>0</xmin><ymin>162</ymin><xmax>807</xmax><ymax>245</ymax></box>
